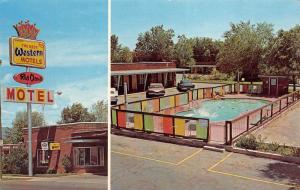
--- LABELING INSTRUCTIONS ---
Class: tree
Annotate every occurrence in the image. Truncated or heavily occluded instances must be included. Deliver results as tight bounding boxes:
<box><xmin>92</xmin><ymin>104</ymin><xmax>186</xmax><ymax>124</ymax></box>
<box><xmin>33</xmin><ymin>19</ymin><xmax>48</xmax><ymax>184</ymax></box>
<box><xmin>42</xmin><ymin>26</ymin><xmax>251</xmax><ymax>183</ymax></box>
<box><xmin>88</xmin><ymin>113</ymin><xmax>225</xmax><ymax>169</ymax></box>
<box><xmin>173</xmin><ymin>35</ymin><xmax>195</xmax><ymax>67</ymax></box>
<box><xmin>91</xmin><ymin>100</ymin><xmax>108</xmax><ymax>122</ymax></box>
<box><xmin>111</xmin><ymin>34</ymin><xmax>133</xmax><ymax>63</ymax></box>
<box><xmin>59</xmin><ymin>103</ymin><xmax>96</xmax><ymax>124</ymax></box>
<box><xmin>134</xmin><ymin>25</ymin><xmax>174</xmax><ymax>62</ymax></box>
<box><xmin>5</xmin><ymin>111</ymin><xmax>44</xmax><ymax>144</ymax></box>
<box><xmin>3</xmin><ymin>146</ymin><xmax>28</xmax><ymax>174</ymax></box>
<box><xmin>192</xmin><ymin>37</ymin><xmax>222</xmax><ymax>62</ymax></box>
<box><xmin>260</xmin><ymin>25</ymin><xmax>300</xmax><ymax>90</ymax></box>
<box><xmin>217</xmin><ymin>21</ymin><xmax>274</xmax><ymax>81</ymax></box>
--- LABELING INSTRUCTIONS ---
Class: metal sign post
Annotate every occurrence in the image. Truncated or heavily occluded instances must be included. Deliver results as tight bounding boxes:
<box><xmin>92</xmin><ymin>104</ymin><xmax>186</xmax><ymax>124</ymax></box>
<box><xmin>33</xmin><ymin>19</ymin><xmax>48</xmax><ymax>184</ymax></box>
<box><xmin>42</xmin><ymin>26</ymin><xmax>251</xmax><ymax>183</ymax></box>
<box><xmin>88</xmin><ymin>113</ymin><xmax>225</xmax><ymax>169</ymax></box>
<box><xmin>26</xmin><ymin>67</ymin><xmax>33</xmax><ymax>177</ymax></box>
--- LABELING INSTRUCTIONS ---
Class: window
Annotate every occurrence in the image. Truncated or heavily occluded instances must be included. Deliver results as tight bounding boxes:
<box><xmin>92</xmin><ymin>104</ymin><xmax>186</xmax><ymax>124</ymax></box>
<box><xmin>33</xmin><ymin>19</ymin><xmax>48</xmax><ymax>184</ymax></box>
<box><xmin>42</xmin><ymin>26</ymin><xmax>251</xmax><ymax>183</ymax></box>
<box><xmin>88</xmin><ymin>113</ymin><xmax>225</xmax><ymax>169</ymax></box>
<box><xmin>37</xmin><ymin>149</ymin><xmax>50</xmax><ymax>167</ymax></box>
<box><xmin>73</xmin><ymin>147</ymin><xmax>104</xmax><ymax>167</ymax></box>
<box><xmin>139</xmin><ymin>74</ymin><xmax>146</xmax><ymax>84</ymax></box>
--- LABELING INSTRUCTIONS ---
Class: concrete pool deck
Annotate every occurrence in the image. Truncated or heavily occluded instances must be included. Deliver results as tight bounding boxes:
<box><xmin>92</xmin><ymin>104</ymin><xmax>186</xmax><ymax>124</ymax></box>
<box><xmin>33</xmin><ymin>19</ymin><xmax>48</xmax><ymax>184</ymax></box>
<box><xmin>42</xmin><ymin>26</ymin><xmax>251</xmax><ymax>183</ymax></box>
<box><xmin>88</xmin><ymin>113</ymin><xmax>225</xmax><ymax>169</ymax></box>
<box><xmin>253</xmin><ymin>101</ymin><xmax>300</xmax><ymax>148</ymax></box>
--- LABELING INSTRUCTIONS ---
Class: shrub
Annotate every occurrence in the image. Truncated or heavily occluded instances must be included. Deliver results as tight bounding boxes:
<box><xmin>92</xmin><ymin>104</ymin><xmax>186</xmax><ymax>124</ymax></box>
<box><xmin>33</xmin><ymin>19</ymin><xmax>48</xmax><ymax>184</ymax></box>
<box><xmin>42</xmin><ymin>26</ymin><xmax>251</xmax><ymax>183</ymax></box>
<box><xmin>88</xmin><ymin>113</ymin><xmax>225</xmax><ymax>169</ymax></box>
<box><xmin>47</xmin><ymin>168</ymin><xmax>57</xmax><ymax>174</ymax></box>
<box><xmin>235</xmin><ymin>134</ymin><xmax>258</xmax><ymax>150</ymax></box>
<box><xmin>62</xmin><ymin>155</ymin><xmax>72</xmax><ymax>173</ymax></box>
<box><xmin>3</xmin><ymin>146</ymin><xmax>28</xmax><ymax>174</ymax></box>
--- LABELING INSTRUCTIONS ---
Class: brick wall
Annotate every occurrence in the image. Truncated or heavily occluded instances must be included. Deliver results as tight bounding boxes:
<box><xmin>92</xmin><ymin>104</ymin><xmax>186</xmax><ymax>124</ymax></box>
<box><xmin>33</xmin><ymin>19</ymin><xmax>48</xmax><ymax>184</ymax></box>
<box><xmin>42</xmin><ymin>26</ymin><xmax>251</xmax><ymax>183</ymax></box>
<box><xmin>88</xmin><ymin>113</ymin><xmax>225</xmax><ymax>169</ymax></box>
<box><xmin>23</xmin><ymin>122</ymin><xmax>107</xmax><ymax>174</ymax></box>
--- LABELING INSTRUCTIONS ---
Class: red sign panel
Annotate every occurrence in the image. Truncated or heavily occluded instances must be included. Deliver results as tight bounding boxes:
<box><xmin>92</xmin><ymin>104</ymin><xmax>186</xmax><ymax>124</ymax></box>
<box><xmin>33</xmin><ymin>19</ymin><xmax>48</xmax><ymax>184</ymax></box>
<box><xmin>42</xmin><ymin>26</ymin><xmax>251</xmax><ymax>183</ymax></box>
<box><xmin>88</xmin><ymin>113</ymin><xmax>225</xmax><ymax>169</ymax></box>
<box><xmin>13</xmin><ymin>72</ymin><xmax>43</xmax><ymax>85</ymax></box>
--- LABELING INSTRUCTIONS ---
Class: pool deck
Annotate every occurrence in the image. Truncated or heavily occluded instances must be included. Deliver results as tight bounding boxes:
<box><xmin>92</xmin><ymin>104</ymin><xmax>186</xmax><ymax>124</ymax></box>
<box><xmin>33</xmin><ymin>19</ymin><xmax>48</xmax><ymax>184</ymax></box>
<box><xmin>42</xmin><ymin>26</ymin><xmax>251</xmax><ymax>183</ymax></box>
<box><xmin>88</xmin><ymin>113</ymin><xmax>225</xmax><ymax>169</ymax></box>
<box><xmin>252</xmin><ymin>101</ymin><xmax>300</xmax><ymax>148</ymax></box>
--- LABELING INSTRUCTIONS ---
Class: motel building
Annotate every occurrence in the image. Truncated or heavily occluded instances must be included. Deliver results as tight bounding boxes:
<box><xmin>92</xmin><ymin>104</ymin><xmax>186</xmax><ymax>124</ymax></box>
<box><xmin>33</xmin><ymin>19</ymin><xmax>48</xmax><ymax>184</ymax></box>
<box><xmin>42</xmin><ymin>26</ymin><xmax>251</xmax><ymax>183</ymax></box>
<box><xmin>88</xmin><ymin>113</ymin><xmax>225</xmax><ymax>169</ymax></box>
<box><xmin>22</xmin><ymin>122</ymin><xmax>107</xmax><ymax>175</ymax></box>
<box><xmin>111</xmin><ymin>62</ymin><xmax>189</xmax><ymax>94</ymax></box>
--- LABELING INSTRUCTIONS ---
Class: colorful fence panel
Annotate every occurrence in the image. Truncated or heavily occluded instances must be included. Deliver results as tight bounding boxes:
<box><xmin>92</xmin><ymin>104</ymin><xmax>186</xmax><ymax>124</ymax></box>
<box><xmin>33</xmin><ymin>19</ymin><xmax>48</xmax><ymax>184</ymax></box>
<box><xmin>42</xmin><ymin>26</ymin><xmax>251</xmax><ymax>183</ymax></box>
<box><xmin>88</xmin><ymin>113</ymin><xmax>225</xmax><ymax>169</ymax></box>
<box><xmin>204</xmin><ymin>88</ymin><xmax>212</xmax><ymax>99</ymax></box>
<box><xmin>198</xmin><ymin>89</ymin><xmax>204</xmax><ymax>99</ymax></box>
<box><xmin>160</xmin><ymin>96</ymin><xmax>175</xmax><ymax>110</ymax></box>
<box><xmin>112</xmin><ymin>109</ymin><xmax>117</xmax><ymax>126</ymax></box>
<box><xmin>192</xmin><ymin>89</ymin><xmax>198</xmax><ymax>100</ymax></box>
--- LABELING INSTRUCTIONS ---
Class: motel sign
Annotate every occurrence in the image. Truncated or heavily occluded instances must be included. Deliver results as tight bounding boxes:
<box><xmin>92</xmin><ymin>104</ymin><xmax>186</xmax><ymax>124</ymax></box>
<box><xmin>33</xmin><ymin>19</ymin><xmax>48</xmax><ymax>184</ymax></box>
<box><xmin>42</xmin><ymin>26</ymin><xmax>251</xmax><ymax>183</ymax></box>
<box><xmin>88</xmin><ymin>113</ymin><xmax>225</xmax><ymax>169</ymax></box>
<box><xmin>3</xmin><ymin>87</ymin><xmax>54</xmax><ymax>105</ymax></box>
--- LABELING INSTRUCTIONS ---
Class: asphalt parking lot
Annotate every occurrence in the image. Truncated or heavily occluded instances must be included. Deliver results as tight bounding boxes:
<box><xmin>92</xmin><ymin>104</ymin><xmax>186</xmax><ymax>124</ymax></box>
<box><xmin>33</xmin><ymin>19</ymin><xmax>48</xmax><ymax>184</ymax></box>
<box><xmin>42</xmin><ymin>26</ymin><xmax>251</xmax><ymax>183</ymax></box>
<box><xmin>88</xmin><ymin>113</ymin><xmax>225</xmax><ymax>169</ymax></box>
<box><xmin>117</xmin><ymin>82</ymin><xmax>222</xmax><ymax>104</ymax></box>
<box><xmin>0</xmin><ymin>174</ymin><xmax>107</xmax><ymax>190</ymax></box>
<box><xmin>111</xmin><ymin>135</ymin><xmax>300</xmax><ymax>190</ymax></box>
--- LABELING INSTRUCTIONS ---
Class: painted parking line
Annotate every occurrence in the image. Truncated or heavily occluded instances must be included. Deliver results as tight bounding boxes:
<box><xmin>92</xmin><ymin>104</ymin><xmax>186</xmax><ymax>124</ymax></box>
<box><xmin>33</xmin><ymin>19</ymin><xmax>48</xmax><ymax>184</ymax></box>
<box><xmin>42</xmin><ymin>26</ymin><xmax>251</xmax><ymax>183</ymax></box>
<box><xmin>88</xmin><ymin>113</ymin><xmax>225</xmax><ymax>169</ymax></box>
<box><xmin>112</xmin><ymin>148</ymin><xmax>203</xmax><ymax>166</ymax></box>
<box><xmin>207</xmin><ymin>153</ymin><xmax>296</xmax><ymax>188</ymax></box>
<box><xmin>111</xmin><ymin>150</ymin><xmax>177</xmax><ymax>165</ymax></box>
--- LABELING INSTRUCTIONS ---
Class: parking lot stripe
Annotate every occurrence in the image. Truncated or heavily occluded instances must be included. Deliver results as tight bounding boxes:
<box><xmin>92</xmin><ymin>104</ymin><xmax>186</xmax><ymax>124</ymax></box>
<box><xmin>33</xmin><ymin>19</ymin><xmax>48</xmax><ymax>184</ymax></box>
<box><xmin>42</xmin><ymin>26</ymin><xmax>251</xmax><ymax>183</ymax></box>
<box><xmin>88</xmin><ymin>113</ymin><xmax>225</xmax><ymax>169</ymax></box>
<box><xmin>209</xmin><ymin>169</ymin><xmax>295</xmax><ymax>188</ymax></box>
<box><xmin>208</xmin><ymin>152</ymin><xmax>296</xmax><ymax>188</ymax></box>
<box><xmin>176</xmin><ymin>149</ymin><xmax>203</xmax><ymax>166</ymax></box>
<box><xmin>208</xmin><ymin>152</ymin><xmax>233</xmax><ymax>171</ymax></box>
<box><xmin>111</xmin><ymin>151</ymin><xmax>178</xmax><ymax>166</ymax></box>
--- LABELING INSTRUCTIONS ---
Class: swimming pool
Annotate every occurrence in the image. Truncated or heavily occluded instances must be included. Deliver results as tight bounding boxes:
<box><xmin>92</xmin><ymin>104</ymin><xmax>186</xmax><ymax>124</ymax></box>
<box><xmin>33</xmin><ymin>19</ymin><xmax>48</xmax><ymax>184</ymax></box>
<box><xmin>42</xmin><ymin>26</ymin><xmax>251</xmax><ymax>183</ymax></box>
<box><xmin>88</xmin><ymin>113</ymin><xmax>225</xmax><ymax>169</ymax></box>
<box><xmin>176</xmin><ymin>98</ymin><xmax>269</xmax><ymax>122</ymax></box>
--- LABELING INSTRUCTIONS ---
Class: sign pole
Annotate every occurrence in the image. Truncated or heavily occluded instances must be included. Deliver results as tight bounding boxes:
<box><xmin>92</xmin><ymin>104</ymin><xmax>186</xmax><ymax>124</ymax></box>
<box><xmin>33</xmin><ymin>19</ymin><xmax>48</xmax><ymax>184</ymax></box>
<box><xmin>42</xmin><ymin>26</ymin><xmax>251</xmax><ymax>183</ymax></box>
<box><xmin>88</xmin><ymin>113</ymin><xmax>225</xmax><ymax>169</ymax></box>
<box><xmin>26</xmin><ymin>67</ymin><xmax>33</xmax><ymax>177</ymax></box>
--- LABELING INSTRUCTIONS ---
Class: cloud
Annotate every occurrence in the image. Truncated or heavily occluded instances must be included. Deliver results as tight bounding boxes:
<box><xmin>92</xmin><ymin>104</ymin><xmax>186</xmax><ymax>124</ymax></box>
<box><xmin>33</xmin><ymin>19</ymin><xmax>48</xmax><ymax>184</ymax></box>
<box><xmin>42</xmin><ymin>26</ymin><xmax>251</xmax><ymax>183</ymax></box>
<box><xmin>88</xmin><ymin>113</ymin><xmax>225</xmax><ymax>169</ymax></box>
<box><xmin>56</xmin><ymin>76</ymin><xmax>107</xmax><ymax>107</ymax></box>
<box><xmin>46</xmin><ymin>39</ymin><xmax>107</xmax><ymax>67</ymax></box>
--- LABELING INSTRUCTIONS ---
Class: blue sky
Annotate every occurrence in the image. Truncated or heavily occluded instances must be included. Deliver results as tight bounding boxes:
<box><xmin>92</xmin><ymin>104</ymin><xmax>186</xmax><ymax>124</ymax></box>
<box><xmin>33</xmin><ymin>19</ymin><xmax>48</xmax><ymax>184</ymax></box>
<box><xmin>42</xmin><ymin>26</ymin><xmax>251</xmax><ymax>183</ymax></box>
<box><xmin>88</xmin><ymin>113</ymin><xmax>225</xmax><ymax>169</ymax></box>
<box><xmin>0</xmin><ymin>0</ymin><xmax>108</xmax><ymax>127</ymax></box>
<box><xmin>112</xmin><ymin>0</ymin><xmax>300</xmax><ymax>49</ymax></box>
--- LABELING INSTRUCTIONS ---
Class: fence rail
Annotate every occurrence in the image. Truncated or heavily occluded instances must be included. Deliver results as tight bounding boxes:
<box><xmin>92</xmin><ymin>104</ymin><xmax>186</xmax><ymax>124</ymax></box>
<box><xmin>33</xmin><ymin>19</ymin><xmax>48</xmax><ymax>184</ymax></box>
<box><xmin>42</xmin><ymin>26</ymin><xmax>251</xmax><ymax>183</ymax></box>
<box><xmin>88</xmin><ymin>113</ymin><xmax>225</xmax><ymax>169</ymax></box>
<box><xmin>225</xmin><ymin>90</ymin><xmax>300</xmax><ymax>145</ymax></box>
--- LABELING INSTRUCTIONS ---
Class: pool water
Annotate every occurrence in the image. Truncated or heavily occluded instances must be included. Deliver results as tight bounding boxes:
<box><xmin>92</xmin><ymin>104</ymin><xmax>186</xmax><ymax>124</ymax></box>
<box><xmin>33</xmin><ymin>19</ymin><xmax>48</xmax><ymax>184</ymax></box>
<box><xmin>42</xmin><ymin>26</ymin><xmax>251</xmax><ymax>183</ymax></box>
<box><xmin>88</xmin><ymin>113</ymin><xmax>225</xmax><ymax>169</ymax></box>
<box><xmin>176</xmin><ymin>99</ymin><xmax>269</xmax><ymax>122</ymax></box>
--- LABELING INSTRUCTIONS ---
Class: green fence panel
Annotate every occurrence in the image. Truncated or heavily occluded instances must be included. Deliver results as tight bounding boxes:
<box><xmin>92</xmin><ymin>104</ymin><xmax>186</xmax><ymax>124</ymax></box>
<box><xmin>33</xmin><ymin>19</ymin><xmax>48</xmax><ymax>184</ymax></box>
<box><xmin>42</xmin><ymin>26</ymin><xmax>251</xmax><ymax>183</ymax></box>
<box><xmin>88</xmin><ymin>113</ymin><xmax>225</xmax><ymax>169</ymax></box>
<box><xmin>111</xmin><ymin>109</ymin><xmax>117</xmax><ymax>125</ymax></box>
<box><xmin>144</xmin><ymin>115</ymin><xmax>154</xmax><ymax>132</ymax></box>
<box><xmin>193</xmin><ymin>90</ymin><xmax>197</xmax><ymax>100</ymax></box>
<box><xmin>196</xmin><ymin>120</ymin><xmax>208</xmax><ymax>139</ymax></box>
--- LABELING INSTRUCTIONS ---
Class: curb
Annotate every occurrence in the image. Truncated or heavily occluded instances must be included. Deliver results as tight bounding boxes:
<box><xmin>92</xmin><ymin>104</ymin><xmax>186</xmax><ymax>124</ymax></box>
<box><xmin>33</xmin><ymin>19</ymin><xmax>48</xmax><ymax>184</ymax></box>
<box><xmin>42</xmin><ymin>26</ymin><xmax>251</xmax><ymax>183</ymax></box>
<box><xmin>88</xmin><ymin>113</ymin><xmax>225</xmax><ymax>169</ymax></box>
<box><xmin>225</xmin><ymin>146</ymin><xmax>300</xmax><ymax>165</ymax></box>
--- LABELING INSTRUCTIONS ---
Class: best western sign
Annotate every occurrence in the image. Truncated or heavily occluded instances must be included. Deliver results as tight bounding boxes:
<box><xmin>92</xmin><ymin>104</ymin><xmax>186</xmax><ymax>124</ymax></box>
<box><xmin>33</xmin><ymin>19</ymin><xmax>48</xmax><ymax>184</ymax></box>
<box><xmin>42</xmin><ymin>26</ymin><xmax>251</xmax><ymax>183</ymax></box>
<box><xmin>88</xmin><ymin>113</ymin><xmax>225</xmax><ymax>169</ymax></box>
<box><xmin>9</xmin><ymin>37</ymin><xmax>46</xmax><ymax>69</ymax></box>
<box><xmin>3</xmin><ymin>87</ymin><xmax>54</xmax><ymax>105</ymax></box>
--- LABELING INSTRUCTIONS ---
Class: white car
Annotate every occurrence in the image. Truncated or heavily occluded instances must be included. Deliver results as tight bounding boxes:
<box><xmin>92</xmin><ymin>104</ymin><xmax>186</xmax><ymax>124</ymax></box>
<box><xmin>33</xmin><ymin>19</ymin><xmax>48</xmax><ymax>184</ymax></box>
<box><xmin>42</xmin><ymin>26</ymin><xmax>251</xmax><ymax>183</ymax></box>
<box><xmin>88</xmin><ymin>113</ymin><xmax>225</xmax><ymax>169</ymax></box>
<box><xmin>110</xmin><ymin>88</ymin><xmax>118</xmax><ymax>105</ymax></box>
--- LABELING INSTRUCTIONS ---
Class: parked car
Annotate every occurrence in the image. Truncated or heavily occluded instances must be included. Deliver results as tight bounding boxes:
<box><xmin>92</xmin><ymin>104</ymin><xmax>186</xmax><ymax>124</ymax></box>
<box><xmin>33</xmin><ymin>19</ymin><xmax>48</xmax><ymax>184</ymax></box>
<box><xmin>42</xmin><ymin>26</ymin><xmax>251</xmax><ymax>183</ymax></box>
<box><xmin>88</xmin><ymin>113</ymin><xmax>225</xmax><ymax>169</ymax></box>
<box><xmin>177</xmin><ymin>79</ymin><xmax>195</xmax><ymax>92</ymax></box>
<box><xmin>110</xmin><ymin>88</ymin><xmax>118</xmax><ymax>105</ymax></box>
<box><xmin>146</xmin><ymin>83</ymin><xmax>165</xmax><ymax>98</ymax></box>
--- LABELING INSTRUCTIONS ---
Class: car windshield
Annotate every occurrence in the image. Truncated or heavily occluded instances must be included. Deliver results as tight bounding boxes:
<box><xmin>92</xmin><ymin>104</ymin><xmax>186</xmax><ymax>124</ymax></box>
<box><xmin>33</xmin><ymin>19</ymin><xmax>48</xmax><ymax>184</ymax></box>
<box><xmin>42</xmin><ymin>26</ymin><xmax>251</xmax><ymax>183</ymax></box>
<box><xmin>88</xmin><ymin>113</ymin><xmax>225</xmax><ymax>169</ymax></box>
<box><xmin>150</xmin><ymin>84</ymin><xmax>162</xmax><ymax>88</ymax></box>
<box><xmin>182</xmin><ymin>80</ymin><xmax>191</xmax><ymax>83</ymax></box>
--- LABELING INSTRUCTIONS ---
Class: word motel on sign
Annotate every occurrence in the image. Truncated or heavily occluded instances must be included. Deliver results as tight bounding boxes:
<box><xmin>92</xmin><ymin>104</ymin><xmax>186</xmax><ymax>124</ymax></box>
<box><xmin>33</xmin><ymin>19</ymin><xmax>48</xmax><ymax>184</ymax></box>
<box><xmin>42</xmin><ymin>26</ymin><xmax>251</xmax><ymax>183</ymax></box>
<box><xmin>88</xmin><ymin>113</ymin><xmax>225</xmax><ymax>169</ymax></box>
<box><xmin>4</xmin><ymin>87</ymin><xmax>54</xmax><ymax>105</ymax></box>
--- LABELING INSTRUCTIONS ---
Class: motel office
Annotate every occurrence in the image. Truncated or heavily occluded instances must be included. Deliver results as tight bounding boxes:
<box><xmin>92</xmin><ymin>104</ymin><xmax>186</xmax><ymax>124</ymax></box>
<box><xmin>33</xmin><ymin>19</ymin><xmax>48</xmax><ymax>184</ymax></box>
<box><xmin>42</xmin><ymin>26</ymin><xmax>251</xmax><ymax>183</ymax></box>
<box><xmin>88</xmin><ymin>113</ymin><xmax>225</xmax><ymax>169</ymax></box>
<box><xmin>111</xmin><ymin>62</ymin><xmax>189</xmax><ymax>94</ymax></box>
<box><xmin>22</xmin><ymin>122</ymin><xmax>107</xmax><ymax>174</ymax></box>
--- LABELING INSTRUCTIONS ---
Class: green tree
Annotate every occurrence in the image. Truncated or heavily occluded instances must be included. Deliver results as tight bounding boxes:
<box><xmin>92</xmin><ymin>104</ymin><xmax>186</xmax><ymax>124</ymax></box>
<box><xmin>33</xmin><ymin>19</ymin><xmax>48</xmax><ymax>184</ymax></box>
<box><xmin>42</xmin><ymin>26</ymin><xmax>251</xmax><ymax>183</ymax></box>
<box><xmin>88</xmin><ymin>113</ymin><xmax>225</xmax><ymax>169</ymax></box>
<box><xmin>59</xmin><ymin>103</ymin><xmax>96</xmax><ymax>124</ymax></box>
<box><xmin>3</xmin><ymin>146</ymin><xmax>28</xmax><ymax>174</ymax></box>
<box><xmin>134</xmin><ymin>25</ymin><xmax>174</xmax><ymax>62</ymax></box>
<box><xmin>91</xmin><ymin>100</ymin><xmax>108</xmax><ymax>122</ymax></box>
<box><xmin>111</xmin><ymin>34</ymin><xmax>133</xmax><ymax>63</ymax></box>
<box><xmin>260</xmin><ymin>25</ymin><xmax>300</xmax><ymax>90</ymax></box>
<box><xmin>192</xmin><ymin>37</ymin><xmax>222</xmax><ymax>62</ymax></box>
<box><xmin>173</xmin><ymin>35</ymin><xmax>195</xmax><ymax>67</ymax></box>
<box><xmin>217</xmin><ymin>21</ymin><xmax>274</xmax><ymax>81</ymax></box>
<box><xmin>5</xmin><ymin>111</ymin><xmax>44</xmax><ymax>144</ymax></box>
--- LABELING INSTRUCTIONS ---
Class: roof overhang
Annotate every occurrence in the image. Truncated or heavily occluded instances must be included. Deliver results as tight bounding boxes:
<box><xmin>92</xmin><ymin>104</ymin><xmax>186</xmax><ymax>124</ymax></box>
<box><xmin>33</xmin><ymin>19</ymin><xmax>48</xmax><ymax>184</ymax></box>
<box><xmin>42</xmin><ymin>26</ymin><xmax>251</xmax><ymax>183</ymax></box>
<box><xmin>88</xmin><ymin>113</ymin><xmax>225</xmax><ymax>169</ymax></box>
<box><xmin>111</xmin><ymin>68</ymin><xmax>190</xmax><ymax>76</ymax></box>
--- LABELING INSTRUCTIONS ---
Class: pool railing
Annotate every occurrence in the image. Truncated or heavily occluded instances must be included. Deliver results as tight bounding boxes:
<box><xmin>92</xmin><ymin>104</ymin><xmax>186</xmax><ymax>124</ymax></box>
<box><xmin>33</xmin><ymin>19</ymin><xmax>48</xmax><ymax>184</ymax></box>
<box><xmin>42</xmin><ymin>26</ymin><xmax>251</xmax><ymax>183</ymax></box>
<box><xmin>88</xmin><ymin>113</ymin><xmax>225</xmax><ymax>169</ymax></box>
<box><xmin>225</xmin><ymin>90</ymin><xmax>300</xmax><ymax>145</ymax></box>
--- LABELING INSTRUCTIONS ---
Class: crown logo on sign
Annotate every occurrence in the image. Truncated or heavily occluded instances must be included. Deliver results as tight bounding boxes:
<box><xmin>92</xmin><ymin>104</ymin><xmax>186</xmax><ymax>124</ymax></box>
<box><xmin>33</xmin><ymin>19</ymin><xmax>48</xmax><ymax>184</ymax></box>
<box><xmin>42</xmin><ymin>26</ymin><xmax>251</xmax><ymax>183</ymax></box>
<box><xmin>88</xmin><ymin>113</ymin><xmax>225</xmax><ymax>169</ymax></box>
<box><xmin>13</xmin><ymin>20</ymin><xmax>40</xmax><ymax>40</ymax></box>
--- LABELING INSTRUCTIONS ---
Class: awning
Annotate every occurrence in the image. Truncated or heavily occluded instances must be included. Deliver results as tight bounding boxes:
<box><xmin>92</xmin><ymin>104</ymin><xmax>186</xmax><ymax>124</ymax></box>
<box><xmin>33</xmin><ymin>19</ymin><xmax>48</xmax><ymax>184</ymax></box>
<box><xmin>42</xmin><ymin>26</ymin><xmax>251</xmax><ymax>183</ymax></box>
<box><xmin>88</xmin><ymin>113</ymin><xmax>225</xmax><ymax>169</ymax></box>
<box><xmin>111</xmin><ymin>68</ymin><xmax>190</xmax><ymax>76</ymax></box>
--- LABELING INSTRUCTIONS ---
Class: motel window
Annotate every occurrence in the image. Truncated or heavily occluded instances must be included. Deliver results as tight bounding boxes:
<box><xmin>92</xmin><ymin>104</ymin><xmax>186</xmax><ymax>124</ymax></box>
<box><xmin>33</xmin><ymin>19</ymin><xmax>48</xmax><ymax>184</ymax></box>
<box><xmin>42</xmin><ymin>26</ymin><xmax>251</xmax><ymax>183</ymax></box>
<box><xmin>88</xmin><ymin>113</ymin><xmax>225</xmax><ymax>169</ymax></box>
<box><xmin>37</xmin><ymin>149</ymin><xmax>50</xmax><ymax>167</ymax></box>
<box><xmin>74</xmin><ymin>147</ymin><xmax>104</xmax><ymax>167</ymax></box>
<box><xmin>139</xmin><ymin>74</ymin><xmax>146</xmax><ymax>84</ymax></box>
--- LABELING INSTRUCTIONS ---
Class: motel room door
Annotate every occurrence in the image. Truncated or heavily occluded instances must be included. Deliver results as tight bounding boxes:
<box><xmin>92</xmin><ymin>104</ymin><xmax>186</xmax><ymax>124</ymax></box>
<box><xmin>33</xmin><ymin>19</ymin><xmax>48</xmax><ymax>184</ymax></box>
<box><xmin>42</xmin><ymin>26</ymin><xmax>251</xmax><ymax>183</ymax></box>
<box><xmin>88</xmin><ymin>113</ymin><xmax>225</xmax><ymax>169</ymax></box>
<box><xmin>270</xmin><ymin>78</ymin><xmax>278</xmax><ymax>96</ymax></box>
